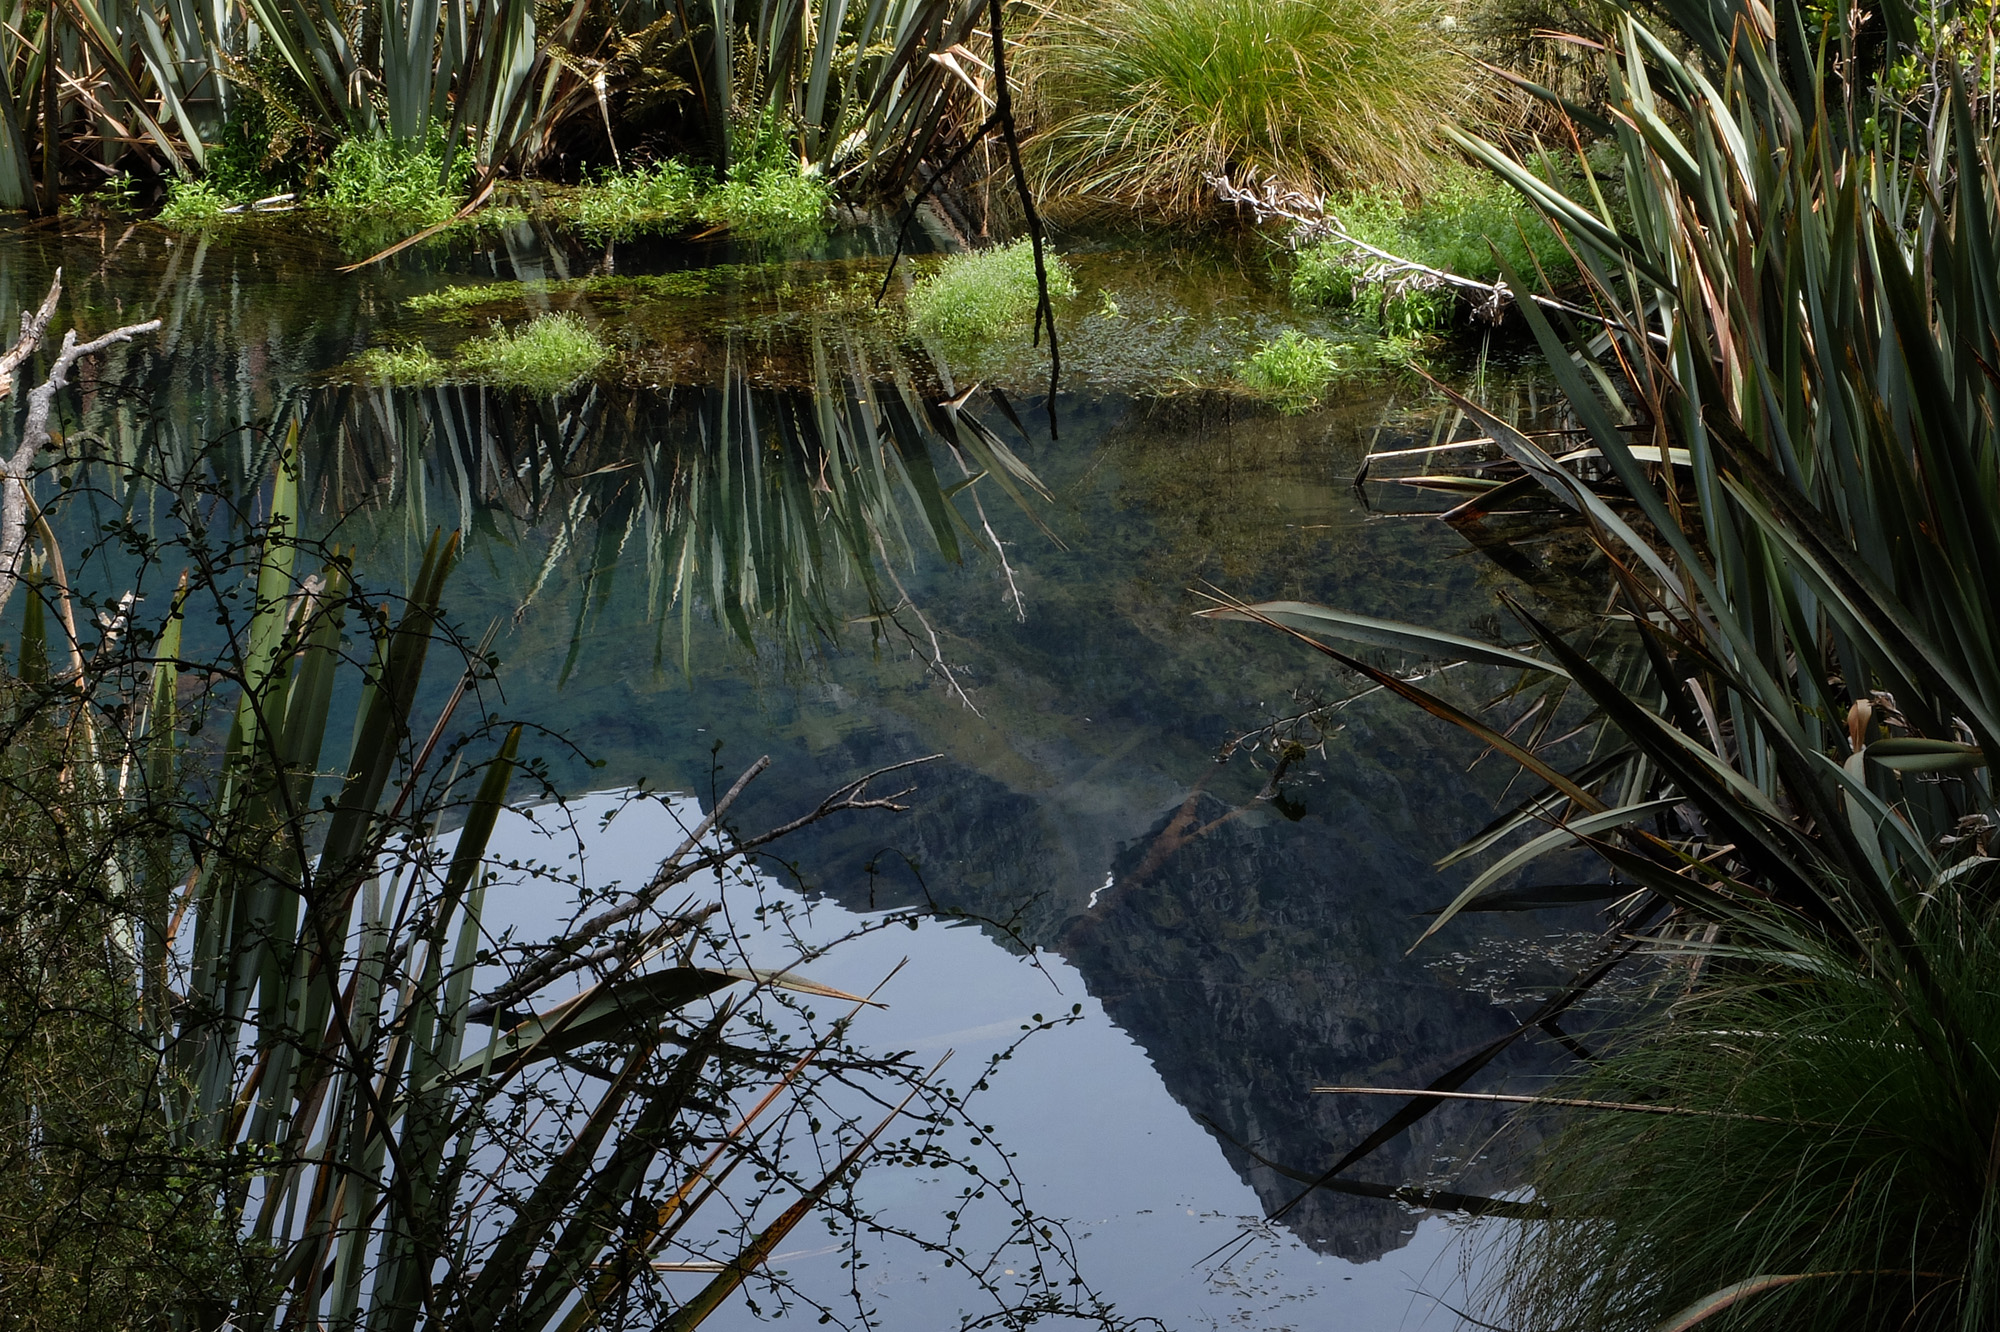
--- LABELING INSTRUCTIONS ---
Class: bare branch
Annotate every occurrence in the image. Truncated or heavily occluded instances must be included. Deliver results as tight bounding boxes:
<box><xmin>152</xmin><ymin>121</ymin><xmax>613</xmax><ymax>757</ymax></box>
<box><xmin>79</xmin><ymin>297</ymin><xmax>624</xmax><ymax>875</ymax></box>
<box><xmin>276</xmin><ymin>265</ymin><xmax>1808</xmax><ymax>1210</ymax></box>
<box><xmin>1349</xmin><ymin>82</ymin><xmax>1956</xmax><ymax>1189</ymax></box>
<box><xmin>1208</xmin><ymin>171</ymin><xmax>1610</xmax><ymax>326</ymax></box>
<box><xmin>467</xmin><ymin>754</ymin><xmax>943</xmax><ymax>1022</ymax></box>
<box><xmin>0</xmin><ymin>273</ymin><xmax>161</xmax><ymax>620</ymax></box>
<box><xmin>0</xmin><ymin>274</ymin><xmax>63</xmax><ymax>400</ymax></box>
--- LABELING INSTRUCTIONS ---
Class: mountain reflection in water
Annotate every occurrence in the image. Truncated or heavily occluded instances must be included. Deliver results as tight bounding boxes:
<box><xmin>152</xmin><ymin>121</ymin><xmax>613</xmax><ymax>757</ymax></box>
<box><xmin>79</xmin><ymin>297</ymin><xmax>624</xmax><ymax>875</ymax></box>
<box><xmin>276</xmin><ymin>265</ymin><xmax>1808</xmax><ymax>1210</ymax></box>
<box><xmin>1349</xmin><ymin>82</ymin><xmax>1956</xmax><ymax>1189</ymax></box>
<box><xmin>3</xmin><ymin>213</ymin><xmax>1588</xmax><ymax>1326</ymax></box>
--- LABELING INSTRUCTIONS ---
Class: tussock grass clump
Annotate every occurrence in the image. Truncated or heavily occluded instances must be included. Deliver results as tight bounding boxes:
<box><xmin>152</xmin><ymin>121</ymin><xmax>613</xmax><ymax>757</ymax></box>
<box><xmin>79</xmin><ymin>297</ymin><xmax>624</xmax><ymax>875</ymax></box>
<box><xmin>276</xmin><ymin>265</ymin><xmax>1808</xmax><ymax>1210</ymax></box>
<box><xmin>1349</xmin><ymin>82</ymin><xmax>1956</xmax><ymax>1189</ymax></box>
<box><xmin>906</xmin><ymin>239</ymin><xmax>1077</xmax><ymax>344</ymax></box>
<box><xmin>458</xmin><ymin>313</ymin><xmax>609</xmax><ymax>392</ymax></box>
<box><xmin>1292</xmin><ymin>164</ymin><xmax>1575</xmax><ymax>333</ymax></box>
<box><xmin>1020</xmin><ymin>0</ymin><xmax>1470</xmax><ymax>217</ymax></box>
<box><xmin>1491</xmin><ymin>909</ymin><xmax>2000</xmax><ymax>1332</ymax></box>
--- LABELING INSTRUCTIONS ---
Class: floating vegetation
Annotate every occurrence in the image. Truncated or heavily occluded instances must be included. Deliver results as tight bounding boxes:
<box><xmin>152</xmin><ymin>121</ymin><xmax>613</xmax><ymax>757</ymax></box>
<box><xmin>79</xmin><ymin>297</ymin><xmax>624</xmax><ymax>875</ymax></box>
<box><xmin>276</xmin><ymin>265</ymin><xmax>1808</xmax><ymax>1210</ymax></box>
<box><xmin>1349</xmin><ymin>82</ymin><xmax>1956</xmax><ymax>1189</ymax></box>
<box><xmin>390</xmin><ymin>244</ymin><xmax>1388</xmax><ymax>400</ymax></box>
<box><xmin>355</xmin><ymin>344</ymin><xmax>449</xmax><ymax>385</ymax></box>
<box><xmin>404</xmin><ymin>282</ymin><xmax>559</xmax><ymax>319</ymax></box>
<box><xmin>907</xmin><ymin>240</ymin><xmax>1077</xmax><ymax>345</ymax></box>
<box><xmin>457</xmin><ymin>313</ymin><xmax>611</xmax><ymax>393</ymax></box>
<box><xmin>404</xmin><ymin>271</ymin><xmax>728</xmax><ymax>322</ymax></box>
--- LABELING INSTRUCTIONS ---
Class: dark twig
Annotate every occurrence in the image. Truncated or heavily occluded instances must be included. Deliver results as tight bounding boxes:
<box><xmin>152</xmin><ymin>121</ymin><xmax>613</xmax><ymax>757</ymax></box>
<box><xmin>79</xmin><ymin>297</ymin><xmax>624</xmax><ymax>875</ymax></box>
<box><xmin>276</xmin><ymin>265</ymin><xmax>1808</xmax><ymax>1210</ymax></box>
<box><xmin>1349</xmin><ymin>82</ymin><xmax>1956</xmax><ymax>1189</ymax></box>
<box><xmin>875</xmin><ymin>0</ymin><xmax>1061</xmax><ymax>434</ymax></box>
<box><xmin>468</xmin><ymin>755</ymin><xmax>942</xmax><ymax>1021</ymax></box>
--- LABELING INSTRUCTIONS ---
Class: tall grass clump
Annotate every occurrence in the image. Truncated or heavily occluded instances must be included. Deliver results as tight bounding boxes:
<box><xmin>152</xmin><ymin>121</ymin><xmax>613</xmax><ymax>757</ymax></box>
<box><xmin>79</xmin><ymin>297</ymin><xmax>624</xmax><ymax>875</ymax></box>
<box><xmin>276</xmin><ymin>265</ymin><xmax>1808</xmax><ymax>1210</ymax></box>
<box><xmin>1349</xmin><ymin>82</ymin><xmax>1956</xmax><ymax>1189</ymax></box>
<box><xmin>1291</xmin><ymin>164</ymin><xmax>1576</xmax><ymax>333</ymax></box>
<box><xmin>1496</xmin><ymin>910</ymin><xmax>2000</xmax><ymax>1331</ymax></box>
<box><xmin>458</xmin><ymin>312</ymin><xmax>610</xmax><ymax>392</ymax></box>
<box><xmin>1019</xmin><ymin>0</ymin><xmax>1471</xmax><ymax>217</ymax></box>
<box><xmin>907</xmin><ymin>238</ymin><xmax>1077</xmax><ymax>344</ymax></box>
<box><xmin>1202</xmin><ymin>0</ymin><xmax>2000</xmax><ymax>1324</ymax></box>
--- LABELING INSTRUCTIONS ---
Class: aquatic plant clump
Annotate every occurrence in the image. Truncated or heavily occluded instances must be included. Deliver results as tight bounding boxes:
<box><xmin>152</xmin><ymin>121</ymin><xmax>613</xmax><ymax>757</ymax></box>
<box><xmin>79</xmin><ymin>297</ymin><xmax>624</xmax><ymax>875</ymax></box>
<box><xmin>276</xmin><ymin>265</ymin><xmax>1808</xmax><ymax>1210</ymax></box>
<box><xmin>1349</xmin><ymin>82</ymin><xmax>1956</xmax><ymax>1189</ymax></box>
<box><xmin>704</xmin><ymin>165</ymin><xmax>833</xmax><ymax>242</ymax></box>
<box><xmin>906</xmin><ymin>239</ymin><xmax>1077</xmax><ymax>344</ymax></box>
<box><xmin>356</xmin><ymin>344</ymin><xmax>448</xmax><ymax>385</ymax></box>
<box><xmin>557</xmin><ymin>157</ymin><xmax>829</xmax><ymax>243</ymax></box>
<box><xmin>1238</xmin><ymin>331</ymin><xmax>1342</xmax><ymax>411</ymax></box>
<box><xmin>572</xmin><ymin>160</ymin><xmax>705</xmax><ymax>239</ymax></box>
<box><xmin>1020</xmin><ymin>0</ymin><xmax>1470</xmax><ymax>217</ymax></box>
<box><xmin>157</xmin><ymin>178</ymin><xmax>235</xmax><ymax>224</ymax></box>
<box><xmin>404</xmin><ymin>281</ymin><xmax>558</xmax><ymax>318</ymax></box>
<box><xmin>457</xmin><ymin>313</ymin><xmax>610</xmax><ymax>393</ymax></box>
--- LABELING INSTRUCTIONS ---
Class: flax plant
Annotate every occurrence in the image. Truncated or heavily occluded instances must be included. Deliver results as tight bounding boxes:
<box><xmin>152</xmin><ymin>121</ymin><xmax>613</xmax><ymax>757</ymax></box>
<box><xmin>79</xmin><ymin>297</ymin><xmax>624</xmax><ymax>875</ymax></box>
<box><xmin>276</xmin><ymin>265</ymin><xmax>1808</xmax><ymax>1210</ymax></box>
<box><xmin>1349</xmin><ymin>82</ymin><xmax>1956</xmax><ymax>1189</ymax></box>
<box><xmin>1204</xmin><ymin>0</ymin><xmax>2000</xmax><ymax>1324</ymax></box>
<box><xmin>0</xmin><ymin>0</ymin><xmax>1003</xmax><ymax>215</ymax></box>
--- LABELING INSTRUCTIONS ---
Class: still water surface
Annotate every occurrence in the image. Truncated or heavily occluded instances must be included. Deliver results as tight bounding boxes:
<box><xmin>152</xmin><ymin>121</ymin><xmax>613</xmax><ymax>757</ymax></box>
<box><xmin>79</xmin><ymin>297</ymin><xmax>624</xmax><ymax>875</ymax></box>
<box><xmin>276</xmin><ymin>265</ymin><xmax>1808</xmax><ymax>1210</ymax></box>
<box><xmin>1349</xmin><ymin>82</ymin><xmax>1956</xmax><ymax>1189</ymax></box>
<box><xmin>2</xmin><ymin>211</ymin><xmax>1585</xmax><ymax>1329</ymax></box>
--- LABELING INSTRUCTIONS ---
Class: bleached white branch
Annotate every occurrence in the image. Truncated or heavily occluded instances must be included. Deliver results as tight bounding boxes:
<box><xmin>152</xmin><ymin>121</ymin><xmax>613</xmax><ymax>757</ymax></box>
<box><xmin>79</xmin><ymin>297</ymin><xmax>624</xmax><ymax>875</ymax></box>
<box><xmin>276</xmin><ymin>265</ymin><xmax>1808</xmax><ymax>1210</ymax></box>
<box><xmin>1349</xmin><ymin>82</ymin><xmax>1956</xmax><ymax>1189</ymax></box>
<box><xmin>0</xmin><ymin>270</ymin><xmax>161</xmax><ymax>620</ymax></box>
<box><xmin>1207</xmin><ymin>170</ymin><xmax>1607</xmax><ymax>326</ymax></box>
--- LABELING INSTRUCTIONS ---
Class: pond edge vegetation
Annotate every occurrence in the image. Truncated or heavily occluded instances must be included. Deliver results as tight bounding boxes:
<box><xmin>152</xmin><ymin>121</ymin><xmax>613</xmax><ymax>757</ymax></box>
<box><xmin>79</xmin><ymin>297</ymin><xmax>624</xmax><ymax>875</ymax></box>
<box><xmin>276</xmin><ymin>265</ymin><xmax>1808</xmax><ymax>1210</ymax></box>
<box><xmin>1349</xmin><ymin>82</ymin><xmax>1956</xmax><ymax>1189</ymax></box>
<box><xmin>1208</xmin><ymin>0</ymin><xmax>2000</xmax><ymax>1326</ymax></box>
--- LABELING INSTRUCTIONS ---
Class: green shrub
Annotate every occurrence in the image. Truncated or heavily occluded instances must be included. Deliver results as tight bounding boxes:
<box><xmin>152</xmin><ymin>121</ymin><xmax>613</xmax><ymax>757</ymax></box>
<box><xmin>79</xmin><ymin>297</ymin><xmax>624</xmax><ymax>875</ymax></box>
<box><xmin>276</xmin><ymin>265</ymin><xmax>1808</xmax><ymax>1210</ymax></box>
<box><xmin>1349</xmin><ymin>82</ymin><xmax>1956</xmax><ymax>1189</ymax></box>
<box><xmin>156</xmin><ymin>177</ymin><xmax>235</xmax><ymax>225</ymax></box>
<box><xmin>1292</xmin><ymin>164</ymin><xmax>1576</xmax><ymax>334</ymax></box>
<box><xmin>1020</xmin><ymin>0</ymin><xmax>1469</xmax><ymax>217</ymax></box>
<box><xmin>906</xmin><ymin>239</ymin><xmax>1078</xmax><ymax>344</ymax></box>
<box><xmin>1238</xmin><ymin>331</ymin><xmax>1342</xmax><ymax>411</ymax></box>
<box><xmin>457</xmin><ymin>313</ymin><xmax>609</xmax><ymax>393</ymax></box>
<box><xmin>572</xmin><ymin>160</ymin><xmax>705</xmax><ymax>240</ymax></box>
<box><xmin>317</xmin><ymin>130</ymin><xmax>473</xmax><ymax>227</ymax></box>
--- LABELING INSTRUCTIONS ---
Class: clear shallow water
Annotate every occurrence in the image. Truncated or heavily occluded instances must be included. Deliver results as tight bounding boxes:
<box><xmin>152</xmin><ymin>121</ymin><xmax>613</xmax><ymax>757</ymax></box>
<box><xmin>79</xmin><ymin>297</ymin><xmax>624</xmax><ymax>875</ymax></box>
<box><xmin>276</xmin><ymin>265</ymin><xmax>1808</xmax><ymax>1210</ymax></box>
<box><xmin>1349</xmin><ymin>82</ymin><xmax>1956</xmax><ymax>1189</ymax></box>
<box><xmin>3</xmin><ymin>212</ymin><xmax>1587</xmax><ymax>1329</ymax></box>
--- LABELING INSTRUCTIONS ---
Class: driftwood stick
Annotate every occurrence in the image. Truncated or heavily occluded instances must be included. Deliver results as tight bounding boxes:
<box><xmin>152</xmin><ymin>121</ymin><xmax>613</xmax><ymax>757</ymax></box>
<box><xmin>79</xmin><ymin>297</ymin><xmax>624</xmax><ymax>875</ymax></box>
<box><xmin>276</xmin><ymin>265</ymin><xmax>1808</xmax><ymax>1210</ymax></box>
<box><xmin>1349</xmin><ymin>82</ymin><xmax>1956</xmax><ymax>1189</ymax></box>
<box><xmin>1207</xmin><ymin>171</ymin><xmax>1608</xmax><ymax>326</ymax></box>
<box><xmin>0</xmin><ymin>270</ymin><xmax>161</xmax><ymax>620</ymax></box>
